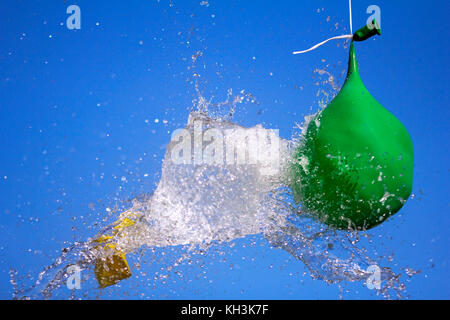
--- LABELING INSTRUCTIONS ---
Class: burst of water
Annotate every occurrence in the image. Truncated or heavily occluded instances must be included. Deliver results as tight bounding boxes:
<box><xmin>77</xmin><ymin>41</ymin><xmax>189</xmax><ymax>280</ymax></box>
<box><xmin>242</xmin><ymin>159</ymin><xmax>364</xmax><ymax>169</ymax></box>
<box><xmin>13</xmin><ymin>104</ymin><xmax>409</xmax><ymax>299</ymax></box>
<box><xmin>12</xmin><ymin>20</ymin><xmax>414</xmax><ymax>298</ymax></box>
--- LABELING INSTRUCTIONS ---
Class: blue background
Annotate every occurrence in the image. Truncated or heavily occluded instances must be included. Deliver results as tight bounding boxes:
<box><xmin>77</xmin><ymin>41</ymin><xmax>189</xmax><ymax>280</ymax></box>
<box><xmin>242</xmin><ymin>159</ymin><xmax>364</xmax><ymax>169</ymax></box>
<box><xmin>0</xmin><ymin>0</ymin><xmax>448</xmax><ymax>299</ymax></box>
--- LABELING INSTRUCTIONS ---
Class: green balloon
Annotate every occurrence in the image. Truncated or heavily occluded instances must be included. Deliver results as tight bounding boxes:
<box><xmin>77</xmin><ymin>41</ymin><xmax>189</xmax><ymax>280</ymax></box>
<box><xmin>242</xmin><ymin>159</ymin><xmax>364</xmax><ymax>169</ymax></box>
<box><xmin>289</xmin><ymin>42</ymin><xmax>414</xmax><ymax>230</ymax></box>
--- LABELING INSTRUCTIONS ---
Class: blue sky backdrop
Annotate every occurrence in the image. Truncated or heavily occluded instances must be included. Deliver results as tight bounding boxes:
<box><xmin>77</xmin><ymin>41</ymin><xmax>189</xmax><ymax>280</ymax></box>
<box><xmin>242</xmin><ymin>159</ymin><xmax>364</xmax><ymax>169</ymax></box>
<box><xmin>0</xmin><ymin>0</ymin><xmax>449</xmax><ymax>299</ymax></box>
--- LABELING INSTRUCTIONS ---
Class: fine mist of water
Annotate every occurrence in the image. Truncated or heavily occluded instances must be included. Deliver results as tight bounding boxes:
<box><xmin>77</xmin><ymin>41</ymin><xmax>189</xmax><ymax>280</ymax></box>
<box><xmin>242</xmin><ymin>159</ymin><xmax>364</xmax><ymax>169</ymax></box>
<box><xmin>12</xmin><ymin>99</ymin><xmax>410</xmax><ymax>299</ymax></box>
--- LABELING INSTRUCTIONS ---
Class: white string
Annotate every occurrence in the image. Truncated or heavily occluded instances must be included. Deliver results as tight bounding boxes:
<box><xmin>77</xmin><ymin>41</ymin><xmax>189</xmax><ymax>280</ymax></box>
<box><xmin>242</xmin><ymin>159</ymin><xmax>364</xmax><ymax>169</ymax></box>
<box><xmin>349</xmin><ymin>0</ymin><xmax>353</xmax><ymax>33</ymax></box>
<box><xmin>292</xmin><ymin>1</ymin><xmax>354</xmax><ymax>55</ymax></box>
<box><xmin>292</xmin><ymin>34</ymin><xmax>353</xmax><ymax>55</ymax></box>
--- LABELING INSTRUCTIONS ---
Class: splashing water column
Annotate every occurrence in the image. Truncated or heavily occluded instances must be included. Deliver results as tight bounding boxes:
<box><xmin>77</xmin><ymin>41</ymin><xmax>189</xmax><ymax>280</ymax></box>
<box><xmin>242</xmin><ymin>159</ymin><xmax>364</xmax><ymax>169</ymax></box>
<box><xmin>289</xmin><ymin>22</ymin><xmax>414</xmax><ymax>230</ymax></box>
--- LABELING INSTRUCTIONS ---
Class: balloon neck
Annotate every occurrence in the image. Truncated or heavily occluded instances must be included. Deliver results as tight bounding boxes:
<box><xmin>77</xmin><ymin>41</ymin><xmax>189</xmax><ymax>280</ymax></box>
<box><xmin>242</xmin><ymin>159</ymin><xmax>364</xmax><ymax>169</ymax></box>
<box><xmin>346</xmin><ymin>42</ymin><xmax>360</xmax><ymax>80</ymax></box>
<box><xmin>345</xmin><ymin>19</ymin><xmax>381</xmax><ymax>81</ymax></box>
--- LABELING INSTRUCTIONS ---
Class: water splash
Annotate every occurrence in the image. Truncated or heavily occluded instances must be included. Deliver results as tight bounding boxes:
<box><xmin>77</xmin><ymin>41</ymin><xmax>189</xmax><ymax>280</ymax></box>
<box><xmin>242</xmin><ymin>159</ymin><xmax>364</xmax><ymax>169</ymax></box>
<box><xmin>12</xmin><ymin>27</ymin><xmax>414</xmax><ymax>298</ymax></box>
<box><xmin>13</xmin><ymin>104</ymin><xmax>410</xmax><ymax>299</ymax></box>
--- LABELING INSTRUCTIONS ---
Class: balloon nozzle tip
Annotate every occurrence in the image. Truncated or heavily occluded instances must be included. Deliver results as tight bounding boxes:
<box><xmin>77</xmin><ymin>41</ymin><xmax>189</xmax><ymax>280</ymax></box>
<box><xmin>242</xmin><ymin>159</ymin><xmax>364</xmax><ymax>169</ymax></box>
<box><xmin>353</xmin><ymin>19</ymin><xmax>381</xmax><ymax>42</ymax></box>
